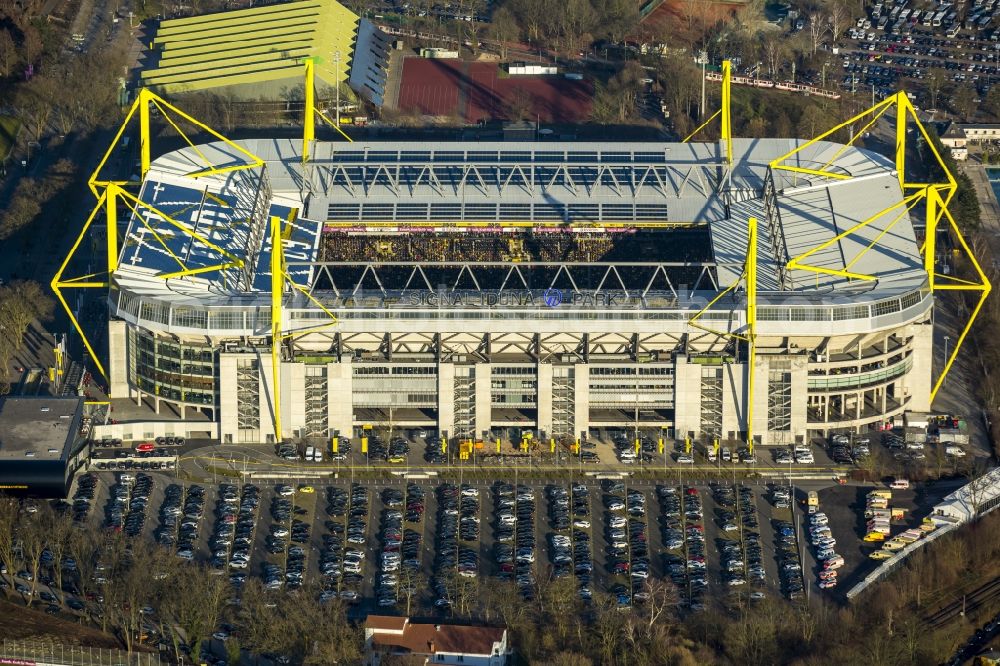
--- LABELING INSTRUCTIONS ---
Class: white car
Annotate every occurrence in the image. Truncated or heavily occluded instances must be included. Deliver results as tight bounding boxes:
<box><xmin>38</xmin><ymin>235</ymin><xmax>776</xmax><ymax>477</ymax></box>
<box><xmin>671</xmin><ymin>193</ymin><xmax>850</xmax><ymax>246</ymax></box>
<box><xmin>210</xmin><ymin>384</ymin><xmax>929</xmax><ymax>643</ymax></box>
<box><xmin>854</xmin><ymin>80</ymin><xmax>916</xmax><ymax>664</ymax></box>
<box><xmin>573</xmin><ymin>520</ymin><xmax>590</xmax><ymax>529</ymax></box>
<box><xmin>276</xmin><ymin>485</ymin><xmax>294</xmax><ymax>497</ymax></box>
<box><xmin>677</xmin><ymin>454</ymin><xmax>694</xmax><ymax>464</ymax></box>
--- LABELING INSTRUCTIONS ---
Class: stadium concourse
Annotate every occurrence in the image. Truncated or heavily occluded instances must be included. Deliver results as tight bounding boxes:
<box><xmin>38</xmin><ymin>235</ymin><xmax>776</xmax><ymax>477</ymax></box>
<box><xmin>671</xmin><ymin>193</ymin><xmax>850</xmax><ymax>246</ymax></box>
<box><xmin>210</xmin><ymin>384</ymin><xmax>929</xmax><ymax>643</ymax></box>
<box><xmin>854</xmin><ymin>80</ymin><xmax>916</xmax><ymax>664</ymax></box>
<box><xmin>92</xmin><ymin>135</ymin><xmax>933</xmax><ymax>449</ymax></box>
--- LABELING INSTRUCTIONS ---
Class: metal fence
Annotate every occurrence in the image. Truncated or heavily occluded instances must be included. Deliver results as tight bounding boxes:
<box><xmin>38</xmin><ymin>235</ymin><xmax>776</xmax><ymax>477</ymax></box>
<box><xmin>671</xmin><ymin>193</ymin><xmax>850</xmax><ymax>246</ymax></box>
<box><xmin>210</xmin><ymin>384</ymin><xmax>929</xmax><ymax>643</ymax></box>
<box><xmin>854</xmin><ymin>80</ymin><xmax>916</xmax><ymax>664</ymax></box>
<box><xmin>845</xmin><ymin>521</ymin><xmax>960</xmax><ymax>600</ymax></box>
<box><xmin>0</xmin><ymin>640</ymin><xmax>161</xmax><ymax>666</ymax></box>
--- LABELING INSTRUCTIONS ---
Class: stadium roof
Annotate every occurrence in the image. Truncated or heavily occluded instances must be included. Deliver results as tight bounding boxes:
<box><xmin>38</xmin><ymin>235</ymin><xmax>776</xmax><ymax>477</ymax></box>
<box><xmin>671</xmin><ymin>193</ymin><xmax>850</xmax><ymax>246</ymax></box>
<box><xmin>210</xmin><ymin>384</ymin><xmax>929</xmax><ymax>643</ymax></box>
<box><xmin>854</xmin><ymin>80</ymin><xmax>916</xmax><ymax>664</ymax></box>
<box><xmin>111</xmin><ymin>138</ymin><xmax>928</xmax><ymax>308</ymax></box>
<box><xmin>141</xmin><ymin>0</ymin><xmax>357</xmax><ymax>94</ymax></box>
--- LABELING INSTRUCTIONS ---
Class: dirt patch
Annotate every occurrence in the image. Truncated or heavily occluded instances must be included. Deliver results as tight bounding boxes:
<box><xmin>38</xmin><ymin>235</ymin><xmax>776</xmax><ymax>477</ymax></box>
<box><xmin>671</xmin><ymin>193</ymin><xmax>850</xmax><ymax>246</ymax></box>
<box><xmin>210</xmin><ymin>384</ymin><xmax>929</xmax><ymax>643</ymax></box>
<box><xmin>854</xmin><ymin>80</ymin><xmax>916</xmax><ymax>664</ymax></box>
<box><xmin>0</xmin><ymin>598</ymin><xmax>124</xmax><ymax>649</ymax></box>
<box><xmin>640</xmin><ymin>0</ymin><xmax>749</xmax><ymax>42</ymax></box>
<box><xmin>398</xmin><ymin>58</ymin><xmax>593</xmax><ymax>123</ymax></box>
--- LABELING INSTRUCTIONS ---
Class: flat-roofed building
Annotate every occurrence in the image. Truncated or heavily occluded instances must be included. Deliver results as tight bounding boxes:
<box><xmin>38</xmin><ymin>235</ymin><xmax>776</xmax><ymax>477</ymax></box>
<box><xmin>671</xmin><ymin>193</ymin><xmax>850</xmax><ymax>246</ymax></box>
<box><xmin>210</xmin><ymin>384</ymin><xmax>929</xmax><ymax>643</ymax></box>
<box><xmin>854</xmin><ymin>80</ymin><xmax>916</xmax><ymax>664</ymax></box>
<box><xmin>0</xmin><ymin>396</ymin><xmax>88</xmax><ymax>498</ymax></box>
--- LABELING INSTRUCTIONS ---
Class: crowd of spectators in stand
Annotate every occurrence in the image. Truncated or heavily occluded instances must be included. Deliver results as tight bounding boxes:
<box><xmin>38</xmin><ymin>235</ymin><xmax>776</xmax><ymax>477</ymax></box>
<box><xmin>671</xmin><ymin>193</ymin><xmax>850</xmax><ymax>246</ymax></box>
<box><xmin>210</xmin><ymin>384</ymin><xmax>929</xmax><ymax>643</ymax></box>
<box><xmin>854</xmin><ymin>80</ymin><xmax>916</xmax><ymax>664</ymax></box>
<box><xmin>320</xmin><ymin>230</ymin><xmax>711</xmax><ymax>264</ymax></box>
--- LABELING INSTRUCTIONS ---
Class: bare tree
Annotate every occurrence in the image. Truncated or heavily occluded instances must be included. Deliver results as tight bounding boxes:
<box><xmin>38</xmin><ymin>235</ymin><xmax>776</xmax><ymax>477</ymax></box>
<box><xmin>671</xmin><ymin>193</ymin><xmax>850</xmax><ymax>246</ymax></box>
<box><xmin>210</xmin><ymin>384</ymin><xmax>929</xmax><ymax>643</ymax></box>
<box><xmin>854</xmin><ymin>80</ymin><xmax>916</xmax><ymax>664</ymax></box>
<box><xmin>38</xmin><ymin>505</ymin><xmax>74</xmax><ymax>603</ymax></box>
<box><xmin>20</xmin><ymin>513</ymin><xmax>47</xmax><ymax>607</ymax></box>
<box><xmin>926</xmin><ymin>70</ymin><xmax>946</xmax><ymax>110</ymax></box>
<box><xmin>67</xmin><ymin>528</ymin><xmax>100</xmax><ymax>606</ymax></box>
<box><xmin>827</xmin><ymin>0</ymin><xmax>851</xmax><ymax>43</ymax></box>
<box><xmin>159</xmin><ymin>561</ymin><xmax>228</xmax><ymax>658</ymax></box>
<box><xmin>398</xmin><ymin>567</ymin><xmax>426</xmax><ymax>616</ymax></box>
<box><xmin>488</xmin><ymin>7</ymin><xmax>519</xmax><ymax>59</ymax></box>
<box><xmin>808</xmin><ymin>14</ymin><xmax>829</xmax><ymax>56</ymax></box>
<box><xmin>762</xmin><ymin>33</ymin><xmax>787</xmax><ymax>81</ymax></box>
<box><xmin>639</xmin><ymin>578</ymin><xmax>679</xmax><ymax>637</ymax></box>
<box><xmin>0</xmin><ymin>497</ymin><xmax>19</xmax><ymax>598</ymax></box>
<box><xmin>0</xmin><ymin>28</ymin><xmax>17</xmax><ymax>79</ymax></box>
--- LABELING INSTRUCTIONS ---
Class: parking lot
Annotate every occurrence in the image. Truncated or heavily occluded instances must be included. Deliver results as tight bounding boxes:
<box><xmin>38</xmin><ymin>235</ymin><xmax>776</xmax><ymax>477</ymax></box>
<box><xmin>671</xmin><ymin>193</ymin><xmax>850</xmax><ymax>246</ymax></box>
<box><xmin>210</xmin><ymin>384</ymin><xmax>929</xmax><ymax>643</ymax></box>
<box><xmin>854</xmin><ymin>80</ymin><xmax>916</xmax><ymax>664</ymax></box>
<box><xmin>4</xmin><ymin>462</ymin><xmax>965</xmax><ymax>649</ymax></box>
<box><xmin>837</xmin><ymin>3</ymin><xmax>1000</xmax><ymax>102</ymax></box>
<box><xmin>49</xmin><ymin>473</ymin><xmax>831</xmax><ymax>615</ymax></box>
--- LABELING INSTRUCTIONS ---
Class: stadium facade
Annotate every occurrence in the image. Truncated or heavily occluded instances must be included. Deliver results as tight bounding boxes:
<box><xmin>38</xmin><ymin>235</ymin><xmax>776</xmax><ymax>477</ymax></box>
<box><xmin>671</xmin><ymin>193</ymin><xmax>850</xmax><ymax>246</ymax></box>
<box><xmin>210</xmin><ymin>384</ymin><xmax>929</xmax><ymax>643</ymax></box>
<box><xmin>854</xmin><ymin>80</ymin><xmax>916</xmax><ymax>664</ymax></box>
<box><xmin>103</xmin><ymin>136</ymin><xmax>934</xmax><ymax>446</ymax></box>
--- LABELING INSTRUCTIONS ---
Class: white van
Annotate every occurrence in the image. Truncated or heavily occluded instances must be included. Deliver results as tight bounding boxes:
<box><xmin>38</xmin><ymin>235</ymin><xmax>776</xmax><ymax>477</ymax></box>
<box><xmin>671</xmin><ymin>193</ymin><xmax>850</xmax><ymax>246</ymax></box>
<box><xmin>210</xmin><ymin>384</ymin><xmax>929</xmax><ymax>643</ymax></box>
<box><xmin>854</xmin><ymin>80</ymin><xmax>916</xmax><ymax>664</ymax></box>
<box><xmin>889</xmin><ymin>478</ymin><xmax>910</xmax><ymax>490</ymax></box>
<box><xmin>945</xmin><ymin>446</ymin><xmax>966</xmax><ymax>457</ymax></box>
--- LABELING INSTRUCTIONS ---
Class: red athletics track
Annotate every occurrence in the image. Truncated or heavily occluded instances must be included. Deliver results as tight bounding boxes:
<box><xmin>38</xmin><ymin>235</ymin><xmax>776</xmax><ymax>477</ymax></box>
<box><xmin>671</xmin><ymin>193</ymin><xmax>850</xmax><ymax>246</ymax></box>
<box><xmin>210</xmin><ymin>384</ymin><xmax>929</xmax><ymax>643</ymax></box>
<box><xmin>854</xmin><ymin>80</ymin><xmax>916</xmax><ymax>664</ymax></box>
<box><xmin>397</xmin><ymin>57</ymin><xmax>593</xmax><ymax>123</ymax></box>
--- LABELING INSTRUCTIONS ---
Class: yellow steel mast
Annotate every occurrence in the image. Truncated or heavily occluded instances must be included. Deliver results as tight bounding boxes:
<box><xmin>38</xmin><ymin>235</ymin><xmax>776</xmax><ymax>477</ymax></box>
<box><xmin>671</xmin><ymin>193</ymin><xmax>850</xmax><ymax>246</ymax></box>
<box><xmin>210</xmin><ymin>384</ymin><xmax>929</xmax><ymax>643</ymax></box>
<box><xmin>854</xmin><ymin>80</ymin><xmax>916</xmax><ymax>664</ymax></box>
<box><xmin>301</xmin><ymin>57</ymin><xmax>353</xmax><ymax>164</ymax></box>
<box><xmin>746</xmin><ymin>216</ymin><xmax>757</xmax><ymax>454</ymax></box>
<box><xmin>683</xmin><ymin>59</ymin><xmax>733</xmax><ymax>167</ymax></box>
<box><xmin>688</xmin><ymin>216</ymin><xmax>758</xmax><ymax>452</ymax></box>
<box><xmin>270</xmin><ymin>215</ymin><xmax>284</xmax><ymax>440</ymax></box>
<box><xmin>769</xmin><ymin>90</ymin><xmax>989</xmax><ymax>404</ymax></box>
<box><xmin>303</xmin><ymin>59</ymin><xmax>316</xmax><ymax>163</ymax></box>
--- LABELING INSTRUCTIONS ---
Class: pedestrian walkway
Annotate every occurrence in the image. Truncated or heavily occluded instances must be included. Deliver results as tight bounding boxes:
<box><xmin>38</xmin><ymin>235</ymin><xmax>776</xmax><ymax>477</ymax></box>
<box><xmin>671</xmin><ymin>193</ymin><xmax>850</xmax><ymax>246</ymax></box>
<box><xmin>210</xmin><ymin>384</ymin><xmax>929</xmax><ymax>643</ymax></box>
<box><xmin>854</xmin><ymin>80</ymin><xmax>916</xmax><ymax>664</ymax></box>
<box><xmin>959</xmin><ymin>162</ymin><xmax>1000</xmax><ymax>261</ymax></box>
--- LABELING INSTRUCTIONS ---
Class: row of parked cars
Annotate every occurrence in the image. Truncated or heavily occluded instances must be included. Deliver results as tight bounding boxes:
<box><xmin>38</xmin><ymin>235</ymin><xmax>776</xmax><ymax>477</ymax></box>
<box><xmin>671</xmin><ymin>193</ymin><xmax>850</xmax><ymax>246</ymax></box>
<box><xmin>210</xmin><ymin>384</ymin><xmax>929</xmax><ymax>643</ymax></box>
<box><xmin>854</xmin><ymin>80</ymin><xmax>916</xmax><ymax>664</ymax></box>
<box><xmin>338</xmin><ymin>484</ymin><xmax>370</xmax><ymax>601</ymax></box>
<box><xmin>432</xmin><ymin>483</ymin><xmax>478</xmax><ymax>609</ymax></box>
<box><xmin>775</xmin><ymin>446</ymin><xmax>815</xmax><ymax>465</ymax></box>
<box><xmin>569</xmin><ymin>483</ymin><xmax>593</xmax><ymax>600</ymax></box>
<box><xmin>175</xmin><ymin>485</ymin><xmax>207</xmax><ymax>561</ymax></box>
<box><xmin>769</xmin><ymin>484</ymin><xmax>804</xmax><ymax>600</ymax></box>
<box><xmin>808</xmin><ymin>512</ymin><xmax>844</xmax><ymax>590</ymax></box>
<box><xmin>318</xmin><ymin>484</ymin><xmax>368</xmax><ymax>604</ymax></box>
<box><xmin>376</xmin><ymin>489</ymin><xmax>405</xmax><ymax>607</ymax></box>
<box><xmin>209</xmin><ymin>484</ymin><xmax>260</xmax><ymax>581</ymax></box>
<box><xmin>72</xmin><ymin>473</ymin><xmax>97</xmax><ymax>525</ymax></box>
<box><xmin>122</xmin><ymin>473</ymin><xmax>153</xmax><ymax>536</ymax></box>
<box><xmin>612</xmin><ymin>432</ymin><xmax>656</xmax><ymax>464</ymax></box>
<box><xmin>660</xmin><ymin>486</ymin><xmax>707</xmax><ymax>611</ymax></box>
<box><xmin>830</xmin><ymin>434</ymin><xmax>869</xmax><ymax>464</ymax></box>
<box><xmin>711</xmin><ymin>484</ymin><xmax>752</xmax><ymax>590</ymax></box>
<box><xmin>492</xmin><ymin>483</ymin><xmax>537</xmax><ymax>599</ymax></box>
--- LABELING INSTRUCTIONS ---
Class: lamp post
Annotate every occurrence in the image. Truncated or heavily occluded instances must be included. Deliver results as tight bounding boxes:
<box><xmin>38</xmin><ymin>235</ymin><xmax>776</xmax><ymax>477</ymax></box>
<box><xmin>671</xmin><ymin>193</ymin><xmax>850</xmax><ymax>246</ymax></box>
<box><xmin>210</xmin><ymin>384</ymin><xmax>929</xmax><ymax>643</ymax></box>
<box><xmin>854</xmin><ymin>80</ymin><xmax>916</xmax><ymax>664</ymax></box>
<box><xmin>697</xmin><ymin>50</ymin><xmax>709</xmax><ymax>119</ymax></box>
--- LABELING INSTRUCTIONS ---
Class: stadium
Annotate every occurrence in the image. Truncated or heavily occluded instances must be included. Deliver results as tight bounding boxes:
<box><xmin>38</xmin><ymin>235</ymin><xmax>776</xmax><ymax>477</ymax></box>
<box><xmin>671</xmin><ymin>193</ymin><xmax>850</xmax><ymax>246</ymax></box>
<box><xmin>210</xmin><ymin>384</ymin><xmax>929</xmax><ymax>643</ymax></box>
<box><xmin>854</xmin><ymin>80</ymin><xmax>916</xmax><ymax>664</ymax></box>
<box><xmin>77</xmin><ymin>92</ymin><xmax>955</xmax><ymax>450</ymax></box>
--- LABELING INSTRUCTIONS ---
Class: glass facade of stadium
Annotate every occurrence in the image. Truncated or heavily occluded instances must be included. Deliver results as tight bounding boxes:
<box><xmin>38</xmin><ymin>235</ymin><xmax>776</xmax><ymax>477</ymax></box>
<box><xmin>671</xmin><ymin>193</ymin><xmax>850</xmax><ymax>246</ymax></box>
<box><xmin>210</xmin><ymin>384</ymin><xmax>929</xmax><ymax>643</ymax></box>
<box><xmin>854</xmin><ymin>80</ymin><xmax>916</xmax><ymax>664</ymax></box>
<box><xmin>107</xmin><ymin>286</ymin><xmax>932</xmax><ymax>445</ymax></box>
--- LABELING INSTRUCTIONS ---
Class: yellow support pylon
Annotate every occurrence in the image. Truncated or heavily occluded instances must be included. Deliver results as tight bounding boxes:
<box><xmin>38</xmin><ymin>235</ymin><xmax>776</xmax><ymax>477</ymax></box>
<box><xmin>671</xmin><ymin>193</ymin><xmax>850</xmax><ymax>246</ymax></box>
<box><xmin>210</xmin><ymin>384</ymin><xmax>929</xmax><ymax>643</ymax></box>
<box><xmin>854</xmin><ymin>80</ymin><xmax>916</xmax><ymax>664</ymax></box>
<box><xmin>769</xmin><ymin>90</ymin><xmax>987</xmax><ymax>403</ymax></box>
<box><xmin>301</xmin><ymin>57</ymin><xmax>353</xmax><ymax>164</ymax></box>
<box><xmin>89</xmin><ymin>88</ymin><xmax>266</xmax><ymax>196</ymax></box>
<box><xmin>270</xmin><ymin>215</ymin><xmax>284</xmax><ymax>441</ymax></box>
<box><xmin>304</xmin><ymin>58</ymin><xmax>316</xmax><ymax>163</ymax></box>
<box><xmin>688</xmin><ymin>216</ymin><xmax>757</xmax><ymax>452</ymax></box>
<box><xmin>746</xmin><ymin>216</ymin><xmax>757</xmax><ymax>455</ymax></box>
<box><xmin>684</xmin><ymin>60</ymin><xmax>732</xmax><ymax>166</ymax></box>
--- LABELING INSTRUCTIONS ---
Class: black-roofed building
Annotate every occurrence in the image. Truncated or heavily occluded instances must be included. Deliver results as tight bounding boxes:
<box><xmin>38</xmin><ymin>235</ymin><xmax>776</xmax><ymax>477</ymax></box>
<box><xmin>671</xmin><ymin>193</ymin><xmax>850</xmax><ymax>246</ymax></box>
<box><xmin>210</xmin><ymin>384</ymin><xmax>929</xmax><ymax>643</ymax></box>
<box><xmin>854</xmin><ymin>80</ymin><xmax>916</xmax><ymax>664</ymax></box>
<box><xmin>0</xmin><ymin>396</ymin><xmax>89</xmax><ymax>498</ymax></box>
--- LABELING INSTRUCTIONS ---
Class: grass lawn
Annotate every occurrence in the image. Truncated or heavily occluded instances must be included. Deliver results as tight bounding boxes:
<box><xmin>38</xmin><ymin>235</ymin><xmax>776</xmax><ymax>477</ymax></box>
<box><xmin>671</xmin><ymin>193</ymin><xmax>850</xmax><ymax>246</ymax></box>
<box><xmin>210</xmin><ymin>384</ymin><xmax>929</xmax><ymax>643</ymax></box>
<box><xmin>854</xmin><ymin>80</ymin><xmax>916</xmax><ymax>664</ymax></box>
<box><xmin>0</xmin><ymin>115</ymin><xmax>21</xmax><ymax>159</ymax></box>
